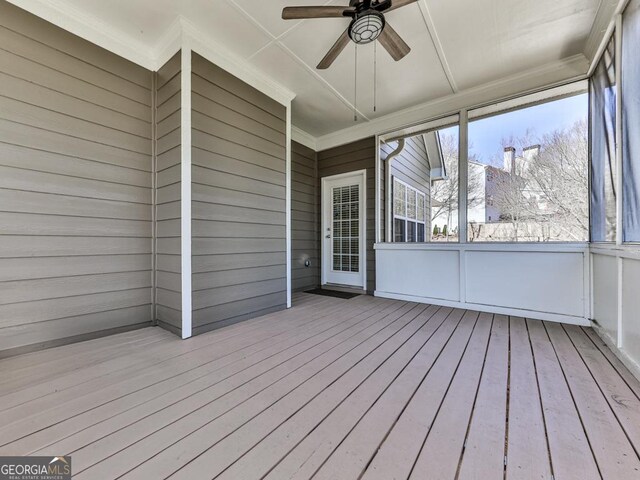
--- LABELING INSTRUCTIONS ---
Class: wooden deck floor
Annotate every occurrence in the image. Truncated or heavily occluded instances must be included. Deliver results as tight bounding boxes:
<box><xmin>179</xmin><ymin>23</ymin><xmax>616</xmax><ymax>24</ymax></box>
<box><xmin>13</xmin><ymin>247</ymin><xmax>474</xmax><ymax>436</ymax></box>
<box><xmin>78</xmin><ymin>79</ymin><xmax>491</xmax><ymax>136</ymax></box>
<box><xmin>1</xmin><ymin>293</ymin><xmax>640</xmax><ymax>480</ymax></box>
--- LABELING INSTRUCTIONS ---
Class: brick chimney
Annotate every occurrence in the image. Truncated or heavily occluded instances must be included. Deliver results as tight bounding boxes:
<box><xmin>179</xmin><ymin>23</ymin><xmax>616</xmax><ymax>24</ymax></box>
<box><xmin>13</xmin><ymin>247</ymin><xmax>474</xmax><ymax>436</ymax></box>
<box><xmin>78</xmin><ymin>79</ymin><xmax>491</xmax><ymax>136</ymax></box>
<box><xmin>523</xmin><ymin>145</ymin><xmax>540</xmax><ymax>162</ymax></box>
<box><xmin>503</xmin><ymin>147</ymin><xmax>516</xmax><ymax>173</ymax></box>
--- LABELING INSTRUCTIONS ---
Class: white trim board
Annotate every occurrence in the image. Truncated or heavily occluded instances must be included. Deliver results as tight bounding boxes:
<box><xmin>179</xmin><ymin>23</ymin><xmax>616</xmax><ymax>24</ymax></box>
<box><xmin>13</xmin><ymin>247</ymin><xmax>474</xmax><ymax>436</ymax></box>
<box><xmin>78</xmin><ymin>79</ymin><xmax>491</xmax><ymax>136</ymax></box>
<box><xmin>179</xmin><ymin>18</ymin><xmax>295</xmax><ymax>107</ymax></box>
<box><xmin>314</xmin><ymin>54</ymin><xmax>589</xmax><ymax>151</ymax></box>
<box><xmin>291</xmin><ymin>126</ymin><xmax>317</xmax><ymax>151</ymax></box>
<box><xmin>4</xmin><ymin>0</ymin><xmax>156</xmax><ymax>69</ymax></box>
<box><xmin>4</xmin><ymin>1</ymin><xmax>296</xmax><ymax>108</ymax></box>
<box><xmin>6</xmin><ymin>0</ymin><xmax>611</xmax><ymax>152</ymax></box>
<box><xmin>180</xmin><ymin>46</ymin><xmax>193</xmax><ymax>339</ymax></box>
<box><xmin>320</xmin><ymin>170</ymin><xmax>367</xmax><ymax>290</ymax></box>
<box><xmin>374</xmin><ymin>290</ymin><xmax>591</xmax><ymax>327</ymax></box>
<box><xmin>375</xmin><ymin>243</ymin><xmax>590</xmax><ymax>324</ymax></box>
<box><xmin>593</xmin><ymin>321</ymin><xmax>640</xmax><ymax>382</ymax></box>
<box><xmin>286</xmin><ymin>103</ymin><xmax>293</xmax><ymax>308</ymax></box>
<box><xmin>585</xmin><ymin>0</ymin><xmax>630</xmax><ymax>73</ymax></box>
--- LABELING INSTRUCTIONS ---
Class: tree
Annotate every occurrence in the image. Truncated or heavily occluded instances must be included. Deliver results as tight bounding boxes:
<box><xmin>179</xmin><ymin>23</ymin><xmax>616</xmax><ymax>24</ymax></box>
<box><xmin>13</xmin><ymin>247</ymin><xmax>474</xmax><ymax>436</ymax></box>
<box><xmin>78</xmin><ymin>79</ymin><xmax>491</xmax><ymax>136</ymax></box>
<box><xmin>430</xmin><ymin>132</ymin><xmax>484</xmax><ymax>241</ymax></box>
<box><xmin>526</xmin><ymin>120</ymin><xmax>589</xmax><ymax>241</ymax></box>
<box><xmin>491</xmin><ymin>119</ymin><xmax>589</xmax><ymax>241</ymax></box>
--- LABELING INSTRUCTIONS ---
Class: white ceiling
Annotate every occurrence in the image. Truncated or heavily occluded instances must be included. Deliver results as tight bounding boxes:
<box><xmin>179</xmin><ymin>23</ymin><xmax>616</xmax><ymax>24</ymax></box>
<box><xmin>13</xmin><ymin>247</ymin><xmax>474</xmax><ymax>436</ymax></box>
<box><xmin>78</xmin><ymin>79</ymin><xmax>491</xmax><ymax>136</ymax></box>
<box><xmin>10</xmin><ymin>0</ymin><xmax>613</xmax><ymax>140</ymax></box>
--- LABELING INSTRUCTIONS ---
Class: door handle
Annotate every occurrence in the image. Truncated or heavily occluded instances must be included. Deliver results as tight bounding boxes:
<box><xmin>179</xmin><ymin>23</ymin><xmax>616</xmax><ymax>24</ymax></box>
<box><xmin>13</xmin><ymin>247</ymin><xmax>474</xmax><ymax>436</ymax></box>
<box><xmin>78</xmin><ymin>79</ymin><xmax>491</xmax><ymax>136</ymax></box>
<box><xmin>325</xmin><ymin>234</ymin><xmax>331</xmax><ymax>239</ymax></box>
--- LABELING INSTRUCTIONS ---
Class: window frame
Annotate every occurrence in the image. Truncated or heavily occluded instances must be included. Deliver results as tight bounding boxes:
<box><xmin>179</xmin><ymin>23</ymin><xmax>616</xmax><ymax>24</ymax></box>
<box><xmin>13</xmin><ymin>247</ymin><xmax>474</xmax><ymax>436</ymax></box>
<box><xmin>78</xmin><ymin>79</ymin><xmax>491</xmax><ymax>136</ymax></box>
<box><xmin>376</xmin><ymin>81</ymin><xmax>591</xmax><ymax>247</ymax></box>
<box><xmin>466</xmin><ymin>86</ymin><xmax>590</xmax><ymax>244</ymax></box>
<box><xmin>392</xmin><ymin>177</ymin><xmax>427</xmax><ymax>243</ymax></box>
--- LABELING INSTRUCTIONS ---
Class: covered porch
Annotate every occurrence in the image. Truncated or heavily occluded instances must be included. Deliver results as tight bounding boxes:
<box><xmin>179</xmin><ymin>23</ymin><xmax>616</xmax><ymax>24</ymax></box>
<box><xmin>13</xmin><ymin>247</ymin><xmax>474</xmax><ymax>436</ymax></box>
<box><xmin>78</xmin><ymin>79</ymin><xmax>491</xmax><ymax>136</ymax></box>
<box><xmin>1</xmin><ymin>293</ymin><xmax>639</xmax><ymax>479</ymax></box>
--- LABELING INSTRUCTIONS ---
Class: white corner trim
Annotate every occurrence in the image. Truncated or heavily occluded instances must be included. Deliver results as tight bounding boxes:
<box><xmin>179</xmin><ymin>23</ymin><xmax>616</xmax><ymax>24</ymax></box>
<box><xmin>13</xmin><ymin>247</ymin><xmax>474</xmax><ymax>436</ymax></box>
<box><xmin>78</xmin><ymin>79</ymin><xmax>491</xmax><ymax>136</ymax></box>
<box><xmin>584</xmin><ymin>0</ymin><xmax>629</xmax><ymax>69</ymax></box>
<box><xmin>6</xmin><ymin>2</ymin><xmax>295</xmax><ymax>107</ymax></box>
<box><xmin>286</xmin><ymin>104</ymin><xmax>293</xmax><ymax>309</ymax></box>
<box><xmin>5</xmin><ymin>0</ymin><xmax>157</xmax><ymax>70</ymax></box>
<box><xmin>151</xmin><ymin>16</ymin><xmax>183</xmax><ymax>71</ymax></box>
<box><xmin>313</xmin><ymin>53</ymin><xmax>589</xmax><ymax>151</ymax></box>
<box><xmin>291</xmin><ymin>126</ymin><xmax>317</xmax><ymax>151</ymax></box>
<box><xmin>180</xmin><ymin>18</ymin><xmax>296</xmax><ymax>107</ymax></box>
<box><xmin>180</xmin><ymin>46</ymin><xmax>193</xmax><ymax>339</ymax></box>
<box><xmin>592</xmin><ymin>322</ymin><xmax>640</xmax><ymax>381</ymax></box>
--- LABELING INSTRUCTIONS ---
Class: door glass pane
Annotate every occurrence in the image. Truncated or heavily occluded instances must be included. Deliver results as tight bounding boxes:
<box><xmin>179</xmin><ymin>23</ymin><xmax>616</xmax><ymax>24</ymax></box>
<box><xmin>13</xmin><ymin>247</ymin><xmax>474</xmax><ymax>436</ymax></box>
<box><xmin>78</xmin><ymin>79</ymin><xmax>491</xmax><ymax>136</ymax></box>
<box><xmin>332</xmin><ymin>184</ymin><xmax>360</xmax><ymax>272</ymax></box>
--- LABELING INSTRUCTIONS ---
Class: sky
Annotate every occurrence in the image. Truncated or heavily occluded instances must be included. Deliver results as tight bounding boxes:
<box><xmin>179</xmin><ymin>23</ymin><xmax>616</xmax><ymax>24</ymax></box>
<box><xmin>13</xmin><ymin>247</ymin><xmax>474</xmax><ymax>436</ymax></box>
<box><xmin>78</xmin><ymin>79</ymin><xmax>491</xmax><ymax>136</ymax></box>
<box><xmin>467</xmin><ymin>93</ymin><xmax>588</xmax><ymax>166</ymax></box>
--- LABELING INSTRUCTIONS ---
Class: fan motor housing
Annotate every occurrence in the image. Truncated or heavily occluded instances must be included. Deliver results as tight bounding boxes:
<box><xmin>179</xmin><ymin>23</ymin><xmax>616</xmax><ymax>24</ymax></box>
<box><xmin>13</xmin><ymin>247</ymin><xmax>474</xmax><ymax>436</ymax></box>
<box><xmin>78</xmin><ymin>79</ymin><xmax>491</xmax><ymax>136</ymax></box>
<box><xmin>348</xmin><ymin>10</ymin><xmax>386</xmax><ymax>44</ymax></box>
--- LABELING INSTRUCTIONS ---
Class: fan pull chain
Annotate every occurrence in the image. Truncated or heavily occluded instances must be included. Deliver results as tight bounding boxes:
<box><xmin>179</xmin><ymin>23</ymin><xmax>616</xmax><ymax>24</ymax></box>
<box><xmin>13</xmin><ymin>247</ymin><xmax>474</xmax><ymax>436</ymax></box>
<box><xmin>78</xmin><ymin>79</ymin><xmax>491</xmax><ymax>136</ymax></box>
<box><xmin>374</xmin><ymin>40</ymin><xmax>377</xmax><ymax>113</ymax></box>
<box><xmin>354</xmin><ymin>43</ymin><xmax>358</xmax><ymax>122</ymax></box>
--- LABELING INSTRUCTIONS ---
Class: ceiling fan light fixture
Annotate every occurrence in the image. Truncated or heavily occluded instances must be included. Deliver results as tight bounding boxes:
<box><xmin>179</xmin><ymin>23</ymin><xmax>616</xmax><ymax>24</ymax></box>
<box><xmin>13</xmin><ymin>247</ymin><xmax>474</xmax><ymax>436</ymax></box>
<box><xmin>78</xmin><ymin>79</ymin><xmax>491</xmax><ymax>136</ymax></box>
<box><xmin>348</xmin><ymin>10</ymin><xmax>385</xmax><ymax>45</ymax></box>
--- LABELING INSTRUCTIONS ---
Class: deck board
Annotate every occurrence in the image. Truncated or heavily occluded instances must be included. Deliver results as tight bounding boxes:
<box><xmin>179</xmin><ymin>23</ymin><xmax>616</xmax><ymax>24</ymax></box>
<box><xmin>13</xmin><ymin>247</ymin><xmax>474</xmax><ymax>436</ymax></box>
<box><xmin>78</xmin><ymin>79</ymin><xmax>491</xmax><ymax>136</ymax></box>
<box><xmin>215</xmin><ymin>304</ymin><xmax>448</xmax><ymax>480</ymax></box>
<box><xmin>545</xmin><ymin>321</ymin><xmax>640</xmax><ymax>479</ymax></box>
<box><xmin>527</xmin><ymin>319</ymin><xmax>601</xmax><ymax>480</ymax></box>
<box><xmin>1</xmin><ymin>293</ymin><xmax>639</xmax><ymax>480</ymax></box>
<box><xmin>505</xmin><ymin>317</ymin><xmax>553</xmax><ymax>480</ymax></box>
<box><xmin>8</xmin><ymin>298</ymin><xmax>389</xmax><ymax>455</ymax></box>
<box><xmin>407</xmin><ymin>311</ymin><xmax>490</xmax><ymax>480</ymax></box>
<box><xmin>456</xmin><ymin>314</ymin><xmax>508</xmax><ymax>480</ymax></box>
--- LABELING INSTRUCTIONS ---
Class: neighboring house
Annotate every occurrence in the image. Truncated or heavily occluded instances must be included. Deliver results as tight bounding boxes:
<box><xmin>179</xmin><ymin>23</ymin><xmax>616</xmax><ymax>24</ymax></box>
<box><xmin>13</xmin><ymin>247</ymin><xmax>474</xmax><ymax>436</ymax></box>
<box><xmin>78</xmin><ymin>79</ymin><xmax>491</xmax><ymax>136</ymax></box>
<box><xmin>432</xmin><ymin>145</ymin><xmax>544</xmax><ymax>239</ymax></box>
<box><xmin>381</xmin><ymin>132</ymin><xmax>445</xmax><ymax>243</ymax></box>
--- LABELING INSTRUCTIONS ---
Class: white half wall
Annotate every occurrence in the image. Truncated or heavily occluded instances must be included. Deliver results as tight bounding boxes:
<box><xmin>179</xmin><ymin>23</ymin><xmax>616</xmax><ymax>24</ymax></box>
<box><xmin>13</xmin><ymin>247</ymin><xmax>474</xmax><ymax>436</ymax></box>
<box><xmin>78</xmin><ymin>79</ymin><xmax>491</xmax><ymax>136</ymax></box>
<box><xmin>375</xmin><ymin>242</ymin><xmax>590</xmax><ymax>326</ymax></box>
<box><xmin>591</xmin><ymin>245</ymin><xmax>640</xmax><ymax>379</ymax></box>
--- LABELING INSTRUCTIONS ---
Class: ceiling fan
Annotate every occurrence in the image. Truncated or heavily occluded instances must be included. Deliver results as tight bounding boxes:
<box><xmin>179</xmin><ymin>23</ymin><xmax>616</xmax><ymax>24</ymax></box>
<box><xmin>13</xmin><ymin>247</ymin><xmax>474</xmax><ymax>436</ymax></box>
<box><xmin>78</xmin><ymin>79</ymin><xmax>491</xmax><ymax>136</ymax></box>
<box><xmin>282</xmin><ymin>0</ymin><xmax>418</xmax><ymax>69</ymax></box>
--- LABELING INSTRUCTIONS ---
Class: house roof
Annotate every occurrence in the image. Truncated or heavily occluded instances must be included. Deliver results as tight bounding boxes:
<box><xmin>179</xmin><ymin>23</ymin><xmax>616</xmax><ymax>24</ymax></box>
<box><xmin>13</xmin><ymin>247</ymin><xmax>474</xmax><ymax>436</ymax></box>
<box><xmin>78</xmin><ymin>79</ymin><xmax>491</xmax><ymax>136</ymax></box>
<box><xmin>423</xmin><ymin>131</ymin><xmax>446</xmax><ymax>181</ymax></box>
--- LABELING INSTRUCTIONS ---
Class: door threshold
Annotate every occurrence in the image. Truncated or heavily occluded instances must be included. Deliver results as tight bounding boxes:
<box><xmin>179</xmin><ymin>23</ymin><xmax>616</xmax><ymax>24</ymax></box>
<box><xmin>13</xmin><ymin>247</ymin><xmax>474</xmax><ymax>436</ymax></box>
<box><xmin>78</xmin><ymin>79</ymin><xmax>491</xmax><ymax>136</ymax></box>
<box><xmin>322</xmin><ymin>284</ymin><xmax>366</xmax><ymax>295</ymax></box>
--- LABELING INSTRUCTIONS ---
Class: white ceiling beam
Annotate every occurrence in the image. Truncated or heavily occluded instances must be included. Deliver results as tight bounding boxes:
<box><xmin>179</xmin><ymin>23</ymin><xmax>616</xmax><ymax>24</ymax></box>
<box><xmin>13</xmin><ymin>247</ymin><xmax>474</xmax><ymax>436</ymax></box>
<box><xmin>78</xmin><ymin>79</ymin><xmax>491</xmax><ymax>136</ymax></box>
<box><xmin>180</xmin><ymin>17</ymin><xmax>296</xmax><ymax>106</ymax></box>
<box><xmin>418</xmin><ymin>0</ymin><xmax>458</xmax><ymax>93</ymax></box>
<box><xmin>232</xmin><ymin>0</ymin><xmax>372</xmax><ymax>122</ymax></box>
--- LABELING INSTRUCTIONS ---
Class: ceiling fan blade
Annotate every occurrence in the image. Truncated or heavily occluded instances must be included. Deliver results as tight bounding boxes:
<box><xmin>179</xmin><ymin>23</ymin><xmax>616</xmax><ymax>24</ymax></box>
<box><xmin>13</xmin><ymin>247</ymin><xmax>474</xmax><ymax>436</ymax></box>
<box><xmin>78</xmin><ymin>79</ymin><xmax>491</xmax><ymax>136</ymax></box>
<box><xmin>282</xmin><ymin>6</ymin><xmax>353</xmax><ymax>20</ymax></box>
<box><xmin>378</xmin><ymin>22</ymin><xmax>411</xmax><ymax>61</ymax></box>
<box><xmin>385</xmin><ymin>0</ymin><xmax>418</xmax><ymax>12</ymax></box>
<box><xmin>373</xmin><ymin>0</ymin><xmax>392</xmax><ymax>11</ymax></box>
<box><xmin>317</xmin><ymin>29</ymin><xmax>351</xmax><ymax>69</ymax></box>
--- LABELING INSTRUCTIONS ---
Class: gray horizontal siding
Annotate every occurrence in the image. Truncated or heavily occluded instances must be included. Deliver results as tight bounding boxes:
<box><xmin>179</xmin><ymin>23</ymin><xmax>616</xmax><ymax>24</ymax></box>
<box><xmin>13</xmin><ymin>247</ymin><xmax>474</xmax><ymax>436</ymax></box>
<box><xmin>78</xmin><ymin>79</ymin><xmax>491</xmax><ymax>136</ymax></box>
<box><xmin>292</xmin><ymin>141</ymin><xmax>319</xmax><ymax>292</ymax></box>
<box><xmin>381</xmin><ymin>136</ymin><xmax>432</xmax><ymax>236</ymax></box>
<box><xmin>154</xmin><ymin>51</ymin><xmax>182</xmax><ymax>333</ymax></box>
<box><xmin>318</xmin><ymin>137</ymin><xmax>377</xmax><ymax>293</ymax></box>
<box><xmin>0</xmin><ymin>1</ymin><xmax>153</xmax><ymax>354</ymax></box>
<box><xmin>191</xmin><ymin>52</ymin><xmax>287</xmax><ymax>334</ymax></box>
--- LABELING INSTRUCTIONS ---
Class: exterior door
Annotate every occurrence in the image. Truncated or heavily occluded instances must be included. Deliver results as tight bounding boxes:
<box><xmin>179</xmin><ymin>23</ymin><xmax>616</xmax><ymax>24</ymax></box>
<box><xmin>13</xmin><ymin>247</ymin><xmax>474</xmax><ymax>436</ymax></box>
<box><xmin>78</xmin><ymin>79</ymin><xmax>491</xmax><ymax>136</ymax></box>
<box><xmin>321</xmin><ymin>171</ymin><xmax>366</xmax><ymax>288</ymax></box>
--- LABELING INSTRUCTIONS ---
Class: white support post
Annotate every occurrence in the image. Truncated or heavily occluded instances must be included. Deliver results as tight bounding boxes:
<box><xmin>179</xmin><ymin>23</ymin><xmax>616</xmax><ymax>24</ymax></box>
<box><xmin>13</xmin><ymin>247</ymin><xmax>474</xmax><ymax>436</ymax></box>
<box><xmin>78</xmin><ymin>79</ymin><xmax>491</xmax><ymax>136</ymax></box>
<box><xmin>286</xmin><ymin>103</ymin><xmax>292</xmax><ymax>308</ymax></box>
<box><xmin>375</xmin><ymin>135</ymin><xmax>381</xmax><ymax>244</ymax></box>
<box><xmin>615</xmin><ymin>14</ymin><xmax>624</xmax><ymax>247</ymax></box>
<box><xmin>458</xmin><ymin>109</ymin><xmax>469</xmax><ymax>243</ymax></box>
<box><xmin>180</xmin><ymin>45</ymin><xmax>193</xmax><ymax>339</ymax></box>
<box><xmin>151</xmin><ymin>71</ymin><xmax>158</xmax><ymax>324</ymax></box>
<box><xmin>615</xmin><ymin>14</ymin><xmax>624</xmax><ymax>346</ymax></box>
<box><xmin>458</xmin><ymin>109</ymin><xmax>469</xmax><ymax>303</ymax></box>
